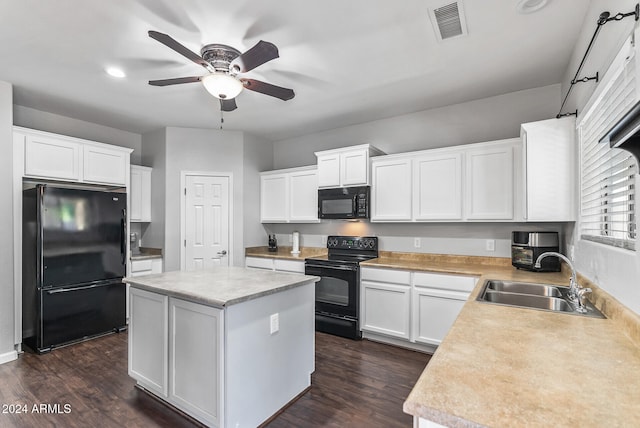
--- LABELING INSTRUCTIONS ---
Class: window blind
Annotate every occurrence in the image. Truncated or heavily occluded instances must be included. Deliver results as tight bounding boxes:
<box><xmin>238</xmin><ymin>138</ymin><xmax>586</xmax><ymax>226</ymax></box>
<box><xmin>578</xmin><ymin>35</ymin><xmax>637</xmax><ymax>250</ymax></box>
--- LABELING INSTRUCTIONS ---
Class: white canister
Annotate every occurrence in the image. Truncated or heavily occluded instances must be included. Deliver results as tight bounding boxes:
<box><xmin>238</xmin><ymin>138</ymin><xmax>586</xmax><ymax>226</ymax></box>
<box><xmin>291</xmin><ymin>231</ymin><xmax>300</xmax><ymax>255</ymax></box>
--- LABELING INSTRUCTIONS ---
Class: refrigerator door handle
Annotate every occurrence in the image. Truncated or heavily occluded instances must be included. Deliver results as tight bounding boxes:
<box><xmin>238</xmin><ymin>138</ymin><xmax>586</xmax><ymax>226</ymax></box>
<box><xmin>121</xmin><ymin>208</ymin><xmax>127</xmax><ymax>265</ymax></box>
<box><xmin>46</xmin><ymin>283</ymin><xmax>107</xmax><ymax>294</ymax></box>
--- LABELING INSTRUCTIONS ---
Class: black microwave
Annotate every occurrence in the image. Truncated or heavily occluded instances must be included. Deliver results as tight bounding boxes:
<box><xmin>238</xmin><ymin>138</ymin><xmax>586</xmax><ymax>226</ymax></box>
<box><xmin>318</xmin><ymin>186</ymin><xmax>370</xmax><ymax>219</ymax></box>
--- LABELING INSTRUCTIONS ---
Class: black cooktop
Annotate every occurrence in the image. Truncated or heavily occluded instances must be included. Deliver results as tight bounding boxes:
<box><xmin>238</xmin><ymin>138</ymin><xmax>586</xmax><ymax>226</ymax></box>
<box><xmin>305</xmin><ymin>236</ymin><xmax>378</xmax><ymax>265</ymax></box>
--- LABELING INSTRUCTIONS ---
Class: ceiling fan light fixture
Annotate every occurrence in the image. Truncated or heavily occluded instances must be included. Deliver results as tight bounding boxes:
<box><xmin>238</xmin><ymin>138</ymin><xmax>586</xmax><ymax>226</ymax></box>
<box><xmin>202</xmin><ymin>73</ymin><xmax>243</xmax><ymax>99</ymax></box>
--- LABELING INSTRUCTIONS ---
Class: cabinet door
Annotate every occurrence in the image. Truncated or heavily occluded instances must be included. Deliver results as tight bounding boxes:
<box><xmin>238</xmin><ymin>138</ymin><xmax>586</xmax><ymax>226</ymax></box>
<box><xmin>24</xmin><ymin>134</ymin><xmax>81</xmax><ymax>181</ymax></box>
<box><xmin>361</xmin><ymin>281</ymin><xmax>411</xmax><ymax>339</ymax></box>
<box><xmin>131</xmin><ymin>166</ymin><xmax>152</xmax><ymax>222</ymax></box>
<box><xmin>465</xmin><ymin>143</ymin><xmax>514</xmax><ymax>220</ymax></box>
<box><xmin>169</xmin><ymin>298</ymin><xmax>224</xmax><ymax>427</ymax></box>
<box><xmin>317</xmin><ymin>153</ymin><xmax>341</xmax><ymax>187</ymax></box>
<box><xmin>412</xmin><ymin>287</ymin><xmax>467</xmax><ymax>346</ymax></box>
<box><xmin>128</xmin><ymin>287</ymin><xmax>168</xmax><ymax>397</ymax></box>
<box><xmin>413</xmin><ymin>152</ymin><xmax>462</xmax><ymax>220</ymax></box>
<box><xmin>83</xmin><ymin>145</ymin><xmax>128</xmax><ymax>185</ymax></box>
<box><xmin>522</xmin><ymin>117</ymin><xmax>575</xmax><ymax>221</ymax></box>
<box><xmin>260</xmin><ymin>173</ymin><xmax>289</xmax><ymax>222</ymax></box>
<box><xmin>340</xmin><ymin>148</ymin><xmax>369</xmax><ymax>186</ymax></box>
<box><xmin>130</xmin><ymin>167</ymin><xmax>143</xmax><ymax>221</ymax></box>
<box><xmin>371</xmin><ymin>158</ymin><xmax>412</xmax><ymax>221</ymax></box>
<box><xmin>289</xmin><ymin>169</ymin><xmax>319</xmax><ymax>222</ymax></box>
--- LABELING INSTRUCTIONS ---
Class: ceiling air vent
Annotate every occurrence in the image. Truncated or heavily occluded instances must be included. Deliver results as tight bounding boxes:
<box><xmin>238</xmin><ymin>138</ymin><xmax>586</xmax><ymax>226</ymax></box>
<box><xmin>429</xmin><ymin>1</ymin><xmax>468</xmax><ymax>41</ymax></box>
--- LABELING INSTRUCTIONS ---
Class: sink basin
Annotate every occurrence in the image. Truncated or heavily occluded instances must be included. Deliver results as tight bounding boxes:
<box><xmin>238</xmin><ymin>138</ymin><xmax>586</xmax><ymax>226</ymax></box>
<box><xmin>486</xmin><ymin>280</ymin><xmax>563</xmax><ymax>297</ymax></box>
<box><xmin>477</xmin><ymin>279</ymin><xmax>605</xmax><ymax>318</ymax></box>
<box><xmin>482</xmin><ymin>291</ymin><xmax>573</xmax><ymax>312</ymax></box>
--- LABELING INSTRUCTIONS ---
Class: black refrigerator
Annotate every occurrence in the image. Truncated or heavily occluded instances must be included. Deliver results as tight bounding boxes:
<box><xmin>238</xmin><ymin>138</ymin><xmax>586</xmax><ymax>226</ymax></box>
<box><xmin>22</xmin><ymin>184</ymin><xmax>127</xmax><ymax>353</ymax></box>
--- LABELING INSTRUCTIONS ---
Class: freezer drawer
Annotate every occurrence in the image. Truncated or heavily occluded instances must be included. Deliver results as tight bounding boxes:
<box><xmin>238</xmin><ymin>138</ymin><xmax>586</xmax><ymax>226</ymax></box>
<box><xmin>25</xmin><ymin>281</ymin><xmax>126</xmax><ymax>353</ymax></box>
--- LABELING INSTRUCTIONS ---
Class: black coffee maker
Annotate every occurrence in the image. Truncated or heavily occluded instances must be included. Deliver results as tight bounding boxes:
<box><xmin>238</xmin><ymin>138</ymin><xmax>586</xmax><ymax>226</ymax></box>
<box><xmin>268</xmin><ymin>234</ymin><xmax>278</xmax><ymax>252</ymax></box>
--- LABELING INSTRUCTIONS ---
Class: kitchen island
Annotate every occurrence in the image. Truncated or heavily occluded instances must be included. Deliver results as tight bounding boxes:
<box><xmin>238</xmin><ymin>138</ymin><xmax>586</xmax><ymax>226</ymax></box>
<box><xmin>124</xmin><ymin>266</ymin><xmax>319</xmax><ymax>428</ymax></box>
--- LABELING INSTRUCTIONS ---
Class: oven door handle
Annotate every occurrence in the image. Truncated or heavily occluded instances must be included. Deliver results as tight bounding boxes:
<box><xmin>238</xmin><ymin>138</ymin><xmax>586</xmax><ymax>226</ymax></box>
<box><xmin>305</xmin><ymin>263</ymin><xmax>357</xmax><ymax>272</ymax></box>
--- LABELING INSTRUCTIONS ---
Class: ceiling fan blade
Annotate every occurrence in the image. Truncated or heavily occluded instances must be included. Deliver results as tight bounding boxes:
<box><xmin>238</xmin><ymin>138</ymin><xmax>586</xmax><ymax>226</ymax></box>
<box><xmin>231</xmin><ymin>40</ymin><xmax>279</xmax><ymax>73</ymax></box>
<box><xmin>148</xmin><ymin>76</ymin><xmax>202</xmax><ymax>86</ymax></box>
<box><xmin>148</xmin><ymin>30</ymin><xmax>212</xmax><ymax>71</ymax></box>
<box><xmin>241</xmin><ymin>78</ymin><xmax>295</xmax><ymax>101</ymax></box>
<box><xmin>220</xmin><ymin>98</ymin><xmax>238</xmax><ymax>112</ymax></box>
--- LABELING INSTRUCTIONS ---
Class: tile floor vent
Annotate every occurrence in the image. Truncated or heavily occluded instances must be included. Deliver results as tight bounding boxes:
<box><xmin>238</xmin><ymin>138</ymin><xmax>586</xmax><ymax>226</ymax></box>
<box><xmin>430</xmin><ymin>1</ymin><xmax>468</xmax><ymax>41</ymax></box>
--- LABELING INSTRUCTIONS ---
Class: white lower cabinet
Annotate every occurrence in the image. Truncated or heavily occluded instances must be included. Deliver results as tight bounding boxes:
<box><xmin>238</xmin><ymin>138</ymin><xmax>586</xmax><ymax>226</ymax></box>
<box><xmin>361</xmin><ymin>268</ymin><xmax>411</xmax><ymax>339</ymax></box>
<box><xmin>128</xmin><ymin>287</ymin><xmax>169</xmax><ymax>398</ymax></box>
<box><xmin>361</xmin><ymin>267</ymin><xmax>477</xmax><ymax>349</ymax></box>
<box><xmin>245</xmin><ymin>257</ymin><xmax>305</xmax><ymax>274</ymax></box>
<box><xmin>169</xmin><ymin>298</ymin><xmax>223</xmax><ymax>427</ymax></box>
<box><xmin>129</xmin><ymin>288</ymin><xmax>223</xmax><ymax>427</ymax></box>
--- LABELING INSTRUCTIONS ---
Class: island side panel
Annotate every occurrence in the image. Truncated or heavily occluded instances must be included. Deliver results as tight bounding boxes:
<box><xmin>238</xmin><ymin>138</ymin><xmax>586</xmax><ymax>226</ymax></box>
<box><xmin>225</xmin><ymin>281</ymin><xmax>315</xmax><ymax>427</ymax></box>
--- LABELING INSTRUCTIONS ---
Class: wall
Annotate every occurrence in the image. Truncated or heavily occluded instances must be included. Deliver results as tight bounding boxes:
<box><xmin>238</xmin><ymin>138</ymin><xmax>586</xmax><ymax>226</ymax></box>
<box><xmin>267</xmin><ymin>84</ymin><xmax>565</xmax><ymax>257</ymax></box>
<box><xmin>242</xmin><ymin>133</ymin><xmax>274</xmax><ymax>247</ymax></box>
<box><xmin>163</xmin><ymin>127</ymin><xmax>244</xmax><ymax>271</ymax></box>
<box><xmin>13</xmin><ymin>105</ymin><xmax>143</xmax><ymax>163</ymax></box>
<box><xmin>561</xmin><ymin>0</ymin><xmax>640</xmax><ymax>314</ymax></box>
<box><xmin>0</xmin><ymin>82</ymin><xmax>16</xmax><ymax>363</ymax></box>
<box><xmin>273</xmin><ymin>84</ymin><xmax>560</xmax><ymax>169</ymax></box>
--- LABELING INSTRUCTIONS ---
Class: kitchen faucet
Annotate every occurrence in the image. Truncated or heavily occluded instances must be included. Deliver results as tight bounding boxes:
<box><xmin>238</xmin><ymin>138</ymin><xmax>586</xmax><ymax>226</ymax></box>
<box><xmin>534</xmin><ymin>252</ymin><xmax>591</xmax><ymax>313</ymax></box>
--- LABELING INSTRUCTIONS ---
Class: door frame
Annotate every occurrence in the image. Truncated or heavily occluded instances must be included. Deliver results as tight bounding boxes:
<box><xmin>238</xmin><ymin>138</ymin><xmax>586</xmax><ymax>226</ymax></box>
<box><xmin>180</xmin><ymin>171</ymin><xmax>234</xmax><ymax>271</ymax></box>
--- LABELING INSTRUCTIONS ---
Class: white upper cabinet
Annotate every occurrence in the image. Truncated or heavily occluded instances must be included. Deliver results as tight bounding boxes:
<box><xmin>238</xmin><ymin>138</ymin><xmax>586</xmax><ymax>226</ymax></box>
<box><xmin>130</xmin><ymin>165</ymin><xmax>152</xmax><ymax>222</ymax></box>
<box><xmin>521</xmin><ymin>117</ymin><xmax>576</xmax><ymax>221</ymax></box>
<box><xmin>371</xmin><ymin>156</ymin><xmax>412</xmax><ymax>221</ymax></box>
<box><xmin>83</xmin><ymin>145</ymin><xmax>128</xmax><ymax>185</ymax></box>
<box><xmin>23</xmin><ymin>133</ymin><xmax>82</xmax><ymax>181</ymax></box>
<box><xmin>16</xmin><ymin>127</ymin><xmax>132</xmax><ymax>186</ymax></box>
<box><xmin>413</xmin><ymin>151</ymin><xmax>463</xmax><ymax>220</ymax></box>
<box><xmin>260</xmin><ymin>172</ymin><xmax>289</xmax><ymax>222</ymax></box>
<box><xmin>289</xmin><ymin>168</ymin><xmax>319</xmax><ymax>222</ymax></box>
<box><xmin>315</xmin><ymin>144</ymin><xmax>384</xmax><ymax>188</ymax></box>
<box><xmin>260</xmin><ymin>166</ymin><xmax>319</xmax><ymax>223</ymax></box>
<box><xmin>464</xmin><ymin>139</ymin><xmax>517</xmax><ymax>220</ymax></box>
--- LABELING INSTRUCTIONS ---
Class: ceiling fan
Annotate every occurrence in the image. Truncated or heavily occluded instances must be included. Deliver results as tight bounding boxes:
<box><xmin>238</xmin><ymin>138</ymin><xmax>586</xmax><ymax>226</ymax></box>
<box><xmin>147</xmin><ymin>30</ymin><xmax>295</xmax><ymax>112</ymax></box>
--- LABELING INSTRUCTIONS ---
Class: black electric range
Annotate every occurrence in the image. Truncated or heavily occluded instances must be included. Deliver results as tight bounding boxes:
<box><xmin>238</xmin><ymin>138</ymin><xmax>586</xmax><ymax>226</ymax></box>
<box><xmin>305</xmin><ymin>236</ymin><xmax>378</xmax><ymax>339</ymax></box>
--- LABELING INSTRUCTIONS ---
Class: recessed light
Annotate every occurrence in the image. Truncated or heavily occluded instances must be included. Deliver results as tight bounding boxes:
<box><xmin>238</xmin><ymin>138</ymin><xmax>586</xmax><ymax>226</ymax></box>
<box><xmin>106</xmin><ymin>67</ymin><xmax>126</xmax><ymax>78</ymax></box>
<box><xmin>516</xmin><ymin>0</ymin><xmax>549</xmax><ymax>14</ymax></box>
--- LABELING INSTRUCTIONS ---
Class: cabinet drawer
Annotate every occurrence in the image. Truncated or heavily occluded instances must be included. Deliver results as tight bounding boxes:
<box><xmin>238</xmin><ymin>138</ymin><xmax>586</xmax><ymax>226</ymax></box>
<box><xmin>361</xmin><ymin>267</ymin><xmax>411</xmax><ymax>285</ymax></box>
<box><xmin>131</xmin><ymin>259</ymin><xmax>153</xmax><ymax>273</ymax></box>
<box><xmin>413</xmin><ymin>272</ymin><xmax>477</xmax><ymax>293</ymax></box>
<box><xmin>273</xmin><ymin>259</ymin><xmax>305</xmax><ymax>273</ymax></box>
<box><xmin>245</xmin><ymin>257</ymin><xmax>274</xmax><ymax>270</ymax></box>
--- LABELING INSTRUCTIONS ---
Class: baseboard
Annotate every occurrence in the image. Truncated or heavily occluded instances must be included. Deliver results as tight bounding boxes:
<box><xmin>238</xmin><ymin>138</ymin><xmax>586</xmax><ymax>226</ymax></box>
<box><xmin>0</xmin><ymin>350</ymin><xmax>18</xmax><ymax>365</ymax></box>
<box><xmin>362</xmin><ymin>332</ymin><xmax>437</xmax><ymax>354</ymax></box>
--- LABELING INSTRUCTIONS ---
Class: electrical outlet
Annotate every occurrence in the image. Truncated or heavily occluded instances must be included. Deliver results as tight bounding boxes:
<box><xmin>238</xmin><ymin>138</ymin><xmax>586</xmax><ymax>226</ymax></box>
<box><xmin>270</xmin><ymin>313</ymin><xmax>279</xmax><ymax>335</ymax></box>
<box><xmin>569</xmin><ymin>245</ymin><xmax>575</xmax><ymax>261</ymax></box>
<box><xmin>486</xmin><ymin>239</ymin><xmax>495</xmax><ymax>252</ymax></box>
<box><xmin>320</xmin><ymin>235</ymin><xmax>326</xmax><ymax>245</ymax></box>
<box><xmin>414</xmin><ymin>237</ymin><xmax>421</xmax><ymax>248</ymax></box>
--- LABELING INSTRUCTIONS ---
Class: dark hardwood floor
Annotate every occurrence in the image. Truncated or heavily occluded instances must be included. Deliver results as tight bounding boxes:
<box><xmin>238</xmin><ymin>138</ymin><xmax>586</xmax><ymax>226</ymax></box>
<box><xmin>0</xmin><ymin>331</ymin><xmax>430</xmax><ymax>428</ymax></box>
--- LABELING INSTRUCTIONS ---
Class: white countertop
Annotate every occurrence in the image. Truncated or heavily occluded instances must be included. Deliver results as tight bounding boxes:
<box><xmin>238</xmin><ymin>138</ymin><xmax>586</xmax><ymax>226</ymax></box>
<box><xmin>124</xmin><ymin>266</ymin><xmax>319</xmax><ymax>308</ymax></box>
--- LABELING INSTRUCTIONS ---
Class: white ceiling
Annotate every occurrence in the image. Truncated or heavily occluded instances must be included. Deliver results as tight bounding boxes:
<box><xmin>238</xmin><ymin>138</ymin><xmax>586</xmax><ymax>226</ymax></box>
<box><xmin>1</xmin><ymin>0</ymin><xmax>590</xmax><ymax>141</ymax></box>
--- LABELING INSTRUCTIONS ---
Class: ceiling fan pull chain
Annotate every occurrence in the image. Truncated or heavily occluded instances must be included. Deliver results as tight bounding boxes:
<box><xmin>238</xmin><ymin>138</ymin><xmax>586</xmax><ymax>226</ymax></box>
<box><xmin>220</xmin><ymin>109</ymin><xmax>224</xmax><ymax>130</ymax></box>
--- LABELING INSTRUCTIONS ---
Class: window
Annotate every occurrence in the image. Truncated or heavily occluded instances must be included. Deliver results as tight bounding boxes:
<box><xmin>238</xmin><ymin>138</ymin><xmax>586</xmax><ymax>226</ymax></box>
<box><xmin>578</xmin><ymin>34</ymin><xmax>637</xmax><ymax>250</ymax></box>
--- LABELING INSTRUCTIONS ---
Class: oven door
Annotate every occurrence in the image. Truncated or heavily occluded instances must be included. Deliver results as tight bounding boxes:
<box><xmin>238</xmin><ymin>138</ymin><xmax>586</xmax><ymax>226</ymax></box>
<box><xmin>305</xmin><ymin>262</ymin><xmax>358</xmax><ymax>319</ymax></box>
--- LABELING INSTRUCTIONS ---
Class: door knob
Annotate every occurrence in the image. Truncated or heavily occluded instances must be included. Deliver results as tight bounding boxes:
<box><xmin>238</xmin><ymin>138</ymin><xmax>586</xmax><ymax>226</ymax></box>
<box><xmin>217</xmin><ymin>250</ymin><xmax>227</xmax><ymax>256</ymax></box>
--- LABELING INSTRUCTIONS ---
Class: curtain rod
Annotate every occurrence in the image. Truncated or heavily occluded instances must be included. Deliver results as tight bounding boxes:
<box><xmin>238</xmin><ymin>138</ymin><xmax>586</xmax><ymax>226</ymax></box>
<box><xmin>557</xmin><ymin>4</ymin><xmax>639</xmax><ymax>119</ymax></box>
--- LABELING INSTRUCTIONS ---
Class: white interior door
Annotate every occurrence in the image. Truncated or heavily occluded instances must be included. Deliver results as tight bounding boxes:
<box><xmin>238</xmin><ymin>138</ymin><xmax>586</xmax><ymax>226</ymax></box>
<box><xmin>184</xmin><ymin>175</ymin><xmax>230</xmax><ymax>270</ymax></box>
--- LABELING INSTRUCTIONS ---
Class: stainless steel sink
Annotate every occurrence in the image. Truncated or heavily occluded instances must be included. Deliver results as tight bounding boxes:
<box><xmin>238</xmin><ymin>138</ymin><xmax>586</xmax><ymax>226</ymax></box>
<box><xmin>477</xmin><ymin>280</ymin><xmax>605</xmax><ymax>318</ymax></box>
<box><xmin>486</xmin><ymin>280</ymin><xmax>563</xmax><ymax>297</ymax></box>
